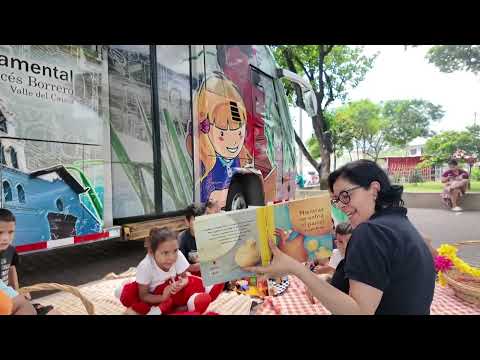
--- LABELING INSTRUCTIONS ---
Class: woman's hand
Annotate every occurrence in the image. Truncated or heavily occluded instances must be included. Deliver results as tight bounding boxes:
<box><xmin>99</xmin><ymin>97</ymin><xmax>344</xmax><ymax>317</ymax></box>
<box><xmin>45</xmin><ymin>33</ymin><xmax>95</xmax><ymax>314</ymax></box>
<box><xmin>244</xmin><ymin>238</ymin><xmax>301</xmax><ymax>277</ymax></box>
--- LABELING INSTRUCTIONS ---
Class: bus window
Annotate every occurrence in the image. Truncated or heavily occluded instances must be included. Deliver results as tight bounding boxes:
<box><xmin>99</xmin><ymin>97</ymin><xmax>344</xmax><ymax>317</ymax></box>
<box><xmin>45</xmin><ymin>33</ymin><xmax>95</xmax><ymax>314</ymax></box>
<box><xmin>10</xmin><ymin>147</ymin><xmax>18</xmax><ymax>169</ymax></box>
<box><xmin>17</xmin><ymin>184</ymin><xmax>25</xmax><ymax>203</ymax></box>
<box><xmin>3</xmin><ymin>181</ymin><xmax>12</xmax><ymax>202</ymax></box>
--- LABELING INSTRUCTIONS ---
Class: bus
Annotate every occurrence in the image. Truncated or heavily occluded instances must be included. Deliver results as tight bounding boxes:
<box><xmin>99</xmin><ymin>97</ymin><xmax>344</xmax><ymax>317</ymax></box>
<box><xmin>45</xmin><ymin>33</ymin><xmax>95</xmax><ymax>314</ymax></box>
<box><xmin>0</xmin><ymin>45</ymin><xmax>318</xmax><ymax>254</ymax></box>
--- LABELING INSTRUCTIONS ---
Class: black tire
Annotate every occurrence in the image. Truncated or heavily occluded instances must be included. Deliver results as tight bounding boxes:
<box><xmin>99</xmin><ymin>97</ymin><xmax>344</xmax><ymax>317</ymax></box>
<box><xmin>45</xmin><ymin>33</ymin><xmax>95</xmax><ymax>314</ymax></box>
<box><xmin>225</xmin><ymin>176</ymin><xmax>265</xmax><ymax>211</ymax></box>
<box><xmin>225</xmin><ymin>181</ymin><xmax>246</xmax><ymax>211</ymax></box>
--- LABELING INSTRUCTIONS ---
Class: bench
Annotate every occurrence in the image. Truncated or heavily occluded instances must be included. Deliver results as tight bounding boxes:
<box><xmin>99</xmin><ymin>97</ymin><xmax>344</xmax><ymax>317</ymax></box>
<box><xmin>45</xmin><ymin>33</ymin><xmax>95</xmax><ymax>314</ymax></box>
<box><xmin>402</xmin><ymin>192</ymin><xmax>480</xmax><ymax>210</ymax></box>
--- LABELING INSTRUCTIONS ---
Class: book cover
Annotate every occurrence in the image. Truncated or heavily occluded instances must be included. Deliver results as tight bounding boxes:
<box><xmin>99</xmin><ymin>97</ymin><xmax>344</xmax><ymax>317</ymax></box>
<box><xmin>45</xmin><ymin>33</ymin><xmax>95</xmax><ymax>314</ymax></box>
<box><xmin>271</xmin><ymin>194</ymin><xmax>333</xmax><ymax>264</ymax></box>
<box><xmin>194</xmin><ymin>207</ymin><xmax>268</xmax><ymax>286</ymax></box>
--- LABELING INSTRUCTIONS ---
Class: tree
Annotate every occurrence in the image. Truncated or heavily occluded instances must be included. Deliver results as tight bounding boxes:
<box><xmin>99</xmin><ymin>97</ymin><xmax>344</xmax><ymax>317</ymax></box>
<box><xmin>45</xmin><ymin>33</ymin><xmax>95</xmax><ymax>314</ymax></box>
<box><xmin>306</xmin><ymin>109</ymin><xmax>355</xmax><ymax>170</ymax></box>
<box><xmin>335</xmin><ymin>99</ymin><xmax>385</xmax><ymax>161</ymax></box>
<box><xmin>381</xmin><ymin>99</ymin><xmax>444</xmax><ymax>147</ymax></box>
<box><xmin>425</xmin><ymin>45</ymin><xmax>480</xmax><ymax>74</ymax></box>
<box><xmin>466</xmin><ymin>123</ymin><xmax>480</xmax><ymax>157</ymax></box>
<box><xmin>322</xmin><ymin>99</ymin><xmax>445</xmax><ymax>163</ymax></box>
<box><xmin>273</xmin><ymin>45</ymin><xmax>377</xmax><ymax>188</ymax></box>
<box><xmin>421</xmin><ymin>130</ymin><xmax>478</xmax><ymax>167</ymax></box>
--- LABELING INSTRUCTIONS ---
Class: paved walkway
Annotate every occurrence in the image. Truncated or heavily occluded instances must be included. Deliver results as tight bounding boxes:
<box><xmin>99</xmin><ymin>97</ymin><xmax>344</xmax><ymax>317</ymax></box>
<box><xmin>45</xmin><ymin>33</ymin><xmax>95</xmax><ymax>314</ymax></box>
<box><xmin>407</xmin><ymin>208</ymin><xmax>480</xmax><ymax>266</ymax></box>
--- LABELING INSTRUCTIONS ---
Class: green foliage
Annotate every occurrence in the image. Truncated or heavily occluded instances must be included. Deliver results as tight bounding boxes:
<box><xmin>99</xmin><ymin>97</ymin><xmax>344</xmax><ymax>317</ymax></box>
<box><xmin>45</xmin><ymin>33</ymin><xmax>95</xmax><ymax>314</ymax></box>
<box><xmin>425</xmin><ymin>45</ymin><xmax>480</xmax><ymax>74</ymax></box>
<box><xmin>381</xmin><ymin>99</ymin><xmax>444</xmax><ymax>147</ymax></box>
<box><xmin>327</xmin><ymin>98</ymin><xmax>444</xmax><ymax>162</ymax></box>
<box><xmin>307</xmin><ymin>135</ymin><xmax>321</xmax><ymax>159</ymax></box>
<box><xmin>421</xmin><ymin>130</ymin><xmax>478</xmax><ymax>166</ymax></box>
<box><xmin>272</xmin><ymin>45</ymin><xmax>377</xmax><ymax>108</ymax></box>
<box><xmin>466</xmin><ymin>123</ymin><xmax>480</xmax><ymax>156</ymax></box>
<box><xmin>307</xmin><ymin>108</ymin><xmax>356</xmax><ymax>161</ymax></box>
<box><xmin>472</xmin><ymin>167</ymin><xmax>480</xmax><ymax>181</ymax></box>
<box><xmin>334</xmin><ymin>99</ymin><xmax>385</xmax><ymax>160</ymax></box>
<box><xmin>272</xmin><ymin>45</ymin><xmax>376</xmax><ymax>184</ymax></box>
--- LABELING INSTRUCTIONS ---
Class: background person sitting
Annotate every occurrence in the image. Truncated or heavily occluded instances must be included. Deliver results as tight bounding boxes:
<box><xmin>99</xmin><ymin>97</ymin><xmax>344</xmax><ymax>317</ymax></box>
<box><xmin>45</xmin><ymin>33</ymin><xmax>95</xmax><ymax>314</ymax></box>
<box><xmin>441</xmin><ymin>159</ymin><xmax>470</xmax><ymax>212</ymax></box>
<box><xmin>312</xmin><ymin>222</ymin><xmax>353</xmax><ymax>277</ymax></box>
<box><xmin>178</xmin><ymin>204</ymin><xmax>204</xmax><ymax>276</ymax></box>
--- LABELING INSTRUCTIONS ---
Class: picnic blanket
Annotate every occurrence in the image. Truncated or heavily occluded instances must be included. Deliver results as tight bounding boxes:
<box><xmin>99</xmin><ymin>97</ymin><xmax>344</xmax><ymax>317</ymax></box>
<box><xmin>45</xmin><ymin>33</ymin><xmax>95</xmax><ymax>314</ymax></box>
<box><xmin>254</xmin><ymin>275</ymin><xmax>480</xmax><ymax>315</ymax></box>
<box><xmin>32</xmin><ymin>268</ymin><xmax>252</xmax><ymax>315</ymax></box>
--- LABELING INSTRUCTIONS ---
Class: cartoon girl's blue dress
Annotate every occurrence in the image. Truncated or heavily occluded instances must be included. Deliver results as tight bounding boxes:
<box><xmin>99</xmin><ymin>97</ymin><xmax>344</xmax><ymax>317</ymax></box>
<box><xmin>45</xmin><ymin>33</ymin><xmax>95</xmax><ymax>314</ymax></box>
<box><xmin>200</xmin><ymin>155</ymin><xmax>240</xmax><ymax>203</ymax></box>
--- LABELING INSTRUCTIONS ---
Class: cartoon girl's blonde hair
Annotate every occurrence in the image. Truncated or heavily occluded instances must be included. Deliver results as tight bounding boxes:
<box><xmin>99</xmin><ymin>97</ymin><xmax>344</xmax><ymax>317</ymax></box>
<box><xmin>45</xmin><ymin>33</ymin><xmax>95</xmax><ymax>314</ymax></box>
<box><xmin>190</xmin><ymin>72</ymin><xmax>252</xmax><ymax>182</ymax></box>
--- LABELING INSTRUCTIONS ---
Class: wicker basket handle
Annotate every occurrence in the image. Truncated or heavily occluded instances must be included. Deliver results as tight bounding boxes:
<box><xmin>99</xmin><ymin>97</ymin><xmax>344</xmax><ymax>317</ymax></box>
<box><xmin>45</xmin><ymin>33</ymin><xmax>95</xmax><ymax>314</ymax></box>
<box><xmin>19</xmin><ymin>283</ymin><xmax>95</xmax><ymax>315</ymax></box>
<box><xmin>103</xmin><ymin>267</ymin><xmax>137</xmax><ymax>280</ymax></box>
<box><xmin>451</xmin><ymin>240</ymin><xmax>480</xmax><ymax>246</ymax></box>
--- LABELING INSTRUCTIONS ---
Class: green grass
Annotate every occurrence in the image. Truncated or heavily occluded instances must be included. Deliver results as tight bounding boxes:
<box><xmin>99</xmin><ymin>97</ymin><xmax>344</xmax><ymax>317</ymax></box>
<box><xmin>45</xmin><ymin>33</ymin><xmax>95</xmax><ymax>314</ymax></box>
<box><xmin>403</xmin><ymin>181</ymin><xmax>480</xmax><ymax>193</ymax></box>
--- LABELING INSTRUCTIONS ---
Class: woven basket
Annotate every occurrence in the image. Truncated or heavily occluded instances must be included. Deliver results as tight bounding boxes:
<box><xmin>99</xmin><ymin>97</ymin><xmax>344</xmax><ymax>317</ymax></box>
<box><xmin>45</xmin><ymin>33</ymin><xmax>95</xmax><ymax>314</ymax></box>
<box><xmin>443</xmin><ymin>241</ymin><xmax>480</xmax><ymax>306</ymax></box>
<box><xmin>19</xmin><ymin>283</ymin><xmax>95</xmax><ymax>315</ymax></box>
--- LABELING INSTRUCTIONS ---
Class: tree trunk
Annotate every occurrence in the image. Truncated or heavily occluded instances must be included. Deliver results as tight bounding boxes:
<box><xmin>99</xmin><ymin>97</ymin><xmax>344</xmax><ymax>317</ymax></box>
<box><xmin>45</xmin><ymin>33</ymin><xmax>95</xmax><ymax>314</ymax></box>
<box><xmin>333</xmin><ymin>150</ymin><xmax>337</xmax><ymax>170</ymax></box>
<box><xmin>320</xmin><ymin>150</ymin><xmax>331</xmax><ymax>189</ymax></box>
<box><xmin>294</xmin><ymin>130</ymin><xmax>319</xmax><ymax>171</ymax></box>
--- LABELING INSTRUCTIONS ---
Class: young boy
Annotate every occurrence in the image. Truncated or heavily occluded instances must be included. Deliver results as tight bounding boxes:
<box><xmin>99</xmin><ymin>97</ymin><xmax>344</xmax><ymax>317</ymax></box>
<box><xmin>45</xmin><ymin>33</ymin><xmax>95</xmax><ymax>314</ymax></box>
<box><xmin>0</xmin><ymin>209</ymin><xmax>20</xmax><ymax>291</ymax></box>
<box><xmin>178</xmin><ymin>204</ymin><xmax>204</xmax><ymax>276</ymax></box>
<box><xmin>0</xmin><ymin>208</ymin><xmax>54</xmax><ymax>314</ymax></box>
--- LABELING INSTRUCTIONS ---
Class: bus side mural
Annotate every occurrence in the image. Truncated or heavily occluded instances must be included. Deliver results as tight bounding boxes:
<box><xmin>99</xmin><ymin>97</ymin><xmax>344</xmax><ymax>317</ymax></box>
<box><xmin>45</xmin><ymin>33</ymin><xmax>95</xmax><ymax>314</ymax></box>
<box><xmin>189</xmin><ymin>45</ymin><xmax>296</xmax><ymax>208</ymax></box>
<box><xmin>0</xmin><ymin>45</ymin><xmax>109</xmax><ymax>248</ymax></box>
<box><xmin>189</xmin><ymin>72</ymin><xmax>252</xmax><ymax>204</ymax></box>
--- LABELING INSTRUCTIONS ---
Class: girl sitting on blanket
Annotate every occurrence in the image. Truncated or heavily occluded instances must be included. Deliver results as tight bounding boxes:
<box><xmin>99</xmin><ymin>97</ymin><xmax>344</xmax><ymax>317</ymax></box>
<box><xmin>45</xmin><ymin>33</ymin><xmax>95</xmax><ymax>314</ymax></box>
<box><xmin>116</xmin><ymin>227</ymin><xmax>223</xmax><ymax>315</ymax></box>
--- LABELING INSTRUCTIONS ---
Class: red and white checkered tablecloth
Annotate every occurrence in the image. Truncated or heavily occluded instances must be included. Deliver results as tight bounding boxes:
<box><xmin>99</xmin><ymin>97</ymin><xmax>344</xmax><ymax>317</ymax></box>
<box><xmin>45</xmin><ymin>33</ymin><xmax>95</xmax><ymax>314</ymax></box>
<box><xmin>254</xmin><ymin>275</ymin><xmax>480</xmax><ymax>315</ymax></box>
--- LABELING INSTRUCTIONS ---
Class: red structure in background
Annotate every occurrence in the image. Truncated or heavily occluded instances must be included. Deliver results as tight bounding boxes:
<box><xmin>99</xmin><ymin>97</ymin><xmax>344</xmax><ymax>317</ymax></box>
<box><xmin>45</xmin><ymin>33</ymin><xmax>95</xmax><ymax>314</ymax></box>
<box><xmin>384</xmin><ymin>156</ymin><xmax>433</xmax><ymax>182</ymax></box>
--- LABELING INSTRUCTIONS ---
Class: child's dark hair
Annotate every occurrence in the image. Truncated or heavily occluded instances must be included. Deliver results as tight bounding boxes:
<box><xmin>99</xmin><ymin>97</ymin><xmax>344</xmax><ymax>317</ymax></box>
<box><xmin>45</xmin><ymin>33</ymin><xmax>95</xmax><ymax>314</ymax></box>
<box><xmin>149</xmin><ymin>227</ymin><xmax>177</xmax><ymax>254</ymax></box>
<box><xmin>448</xmin><ymin>159</ymin><xmax>458</xmax><ymax>166</ymax></box>
<box><xmin>335</xmin><ymin>222</ymin><xmax>352</xmax><ymax>235</ymax></box>
<box><xmin>0</xmin><ymin>208</ymin><xmax>15</xmax><ymax>223</ymax></box>
<box><xmin>328</xmin><ymin>159</ymin><xmax>404</xmax><ymax>211</ymax></box>
<box><xmin>185</xmin><ymin>204</ymin><xmax>204</xmax><ymax>221</ymax></box>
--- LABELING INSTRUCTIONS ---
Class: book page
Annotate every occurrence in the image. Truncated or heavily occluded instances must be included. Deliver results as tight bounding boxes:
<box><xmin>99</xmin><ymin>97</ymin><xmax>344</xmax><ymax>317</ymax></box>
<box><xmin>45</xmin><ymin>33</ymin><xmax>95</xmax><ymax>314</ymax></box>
<box><xmin>194</xmin><ymin>208</ymin><xmax>264</xmax><ymax>286</ymax></box>
<box><xmin>272</xmin><ymin>194</ymin><xmax>333</xmax><ymax>264</ymax></box>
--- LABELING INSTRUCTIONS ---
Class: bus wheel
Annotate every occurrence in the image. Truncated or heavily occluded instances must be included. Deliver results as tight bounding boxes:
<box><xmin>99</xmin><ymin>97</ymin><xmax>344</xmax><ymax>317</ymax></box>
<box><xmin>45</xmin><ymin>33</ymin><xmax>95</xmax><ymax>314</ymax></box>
<box><xmin>225</xmin><ymin>176</ymin><xmax>265</xmax><ymax>211</ymax></box>
<box><xmin>225</xmin><ymin>181</ymin><xmax>247</xmax><ymax>211</ymax></box>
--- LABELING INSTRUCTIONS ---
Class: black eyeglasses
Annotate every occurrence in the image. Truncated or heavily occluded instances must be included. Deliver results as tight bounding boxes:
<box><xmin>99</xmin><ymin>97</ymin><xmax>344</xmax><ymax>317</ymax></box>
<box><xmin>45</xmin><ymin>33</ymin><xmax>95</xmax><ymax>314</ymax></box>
<box><xmin>331</xmin><ymin>186</ymin><xmax>362</xmax><ymax>208</ymax></box>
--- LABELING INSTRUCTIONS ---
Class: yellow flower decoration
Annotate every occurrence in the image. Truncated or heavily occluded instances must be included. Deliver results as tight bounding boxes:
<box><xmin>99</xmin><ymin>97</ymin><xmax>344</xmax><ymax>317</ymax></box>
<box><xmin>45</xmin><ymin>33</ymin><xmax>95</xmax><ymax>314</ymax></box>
<box><xmin>436</xmin><ymin>243</ymin><xmax>480</xmax><ymax>287</ymax></box>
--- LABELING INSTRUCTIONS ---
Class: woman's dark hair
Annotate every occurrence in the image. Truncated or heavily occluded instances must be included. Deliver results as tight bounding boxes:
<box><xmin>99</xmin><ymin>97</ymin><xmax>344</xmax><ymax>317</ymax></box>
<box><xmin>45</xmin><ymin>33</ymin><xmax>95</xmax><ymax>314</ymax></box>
<box><xmin>328</xmin><ymin>159</ymin><xmax>404</xmax><ymax>211</ymax></box>
<box><xmin>335</xmin><ymin>222</ymin><xmax>353</xmax><ymax>235</ymax></box>
<box><xmin>149</xmin><ymin>227</ymin><xmax>177</xmax><ymax>254</ymax></box>
<box><xmin>448</xmin><ymin>159</ymin><xmax>458</xmax><ymax>166</ymax></box>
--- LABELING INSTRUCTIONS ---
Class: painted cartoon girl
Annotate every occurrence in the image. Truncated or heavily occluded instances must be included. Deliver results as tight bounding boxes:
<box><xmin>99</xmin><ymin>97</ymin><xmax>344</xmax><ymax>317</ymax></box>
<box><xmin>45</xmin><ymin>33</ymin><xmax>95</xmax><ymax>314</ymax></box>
<box><xmin>187</xmin><ymin>71</ymin><xmax>252</xmax><ymax>207</ymax></box>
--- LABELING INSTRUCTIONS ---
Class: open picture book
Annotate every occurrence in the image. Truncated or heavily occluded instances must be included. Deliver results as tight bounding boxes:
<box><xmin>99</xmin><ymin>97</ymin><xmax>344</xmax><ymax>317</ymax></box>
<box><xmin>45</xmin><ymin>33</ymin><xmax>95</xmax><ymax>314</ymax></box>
<box><xmin>195</xmin><ymin>194</ymin><xmax>343</xmax><ymax>287</ymax></box>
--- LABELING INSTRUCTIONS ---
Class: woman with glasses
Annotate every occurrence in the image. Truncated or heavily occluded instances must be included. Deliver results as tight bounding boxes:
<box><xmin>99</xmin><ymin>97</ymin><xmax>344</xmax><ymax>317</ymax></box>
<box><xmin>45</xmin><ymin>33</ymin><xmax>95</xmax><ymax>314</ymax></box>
<box><xmin>246</xmin><ymin>160</ymin><xmax>436</xmax><ymax>315</ymax></box>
